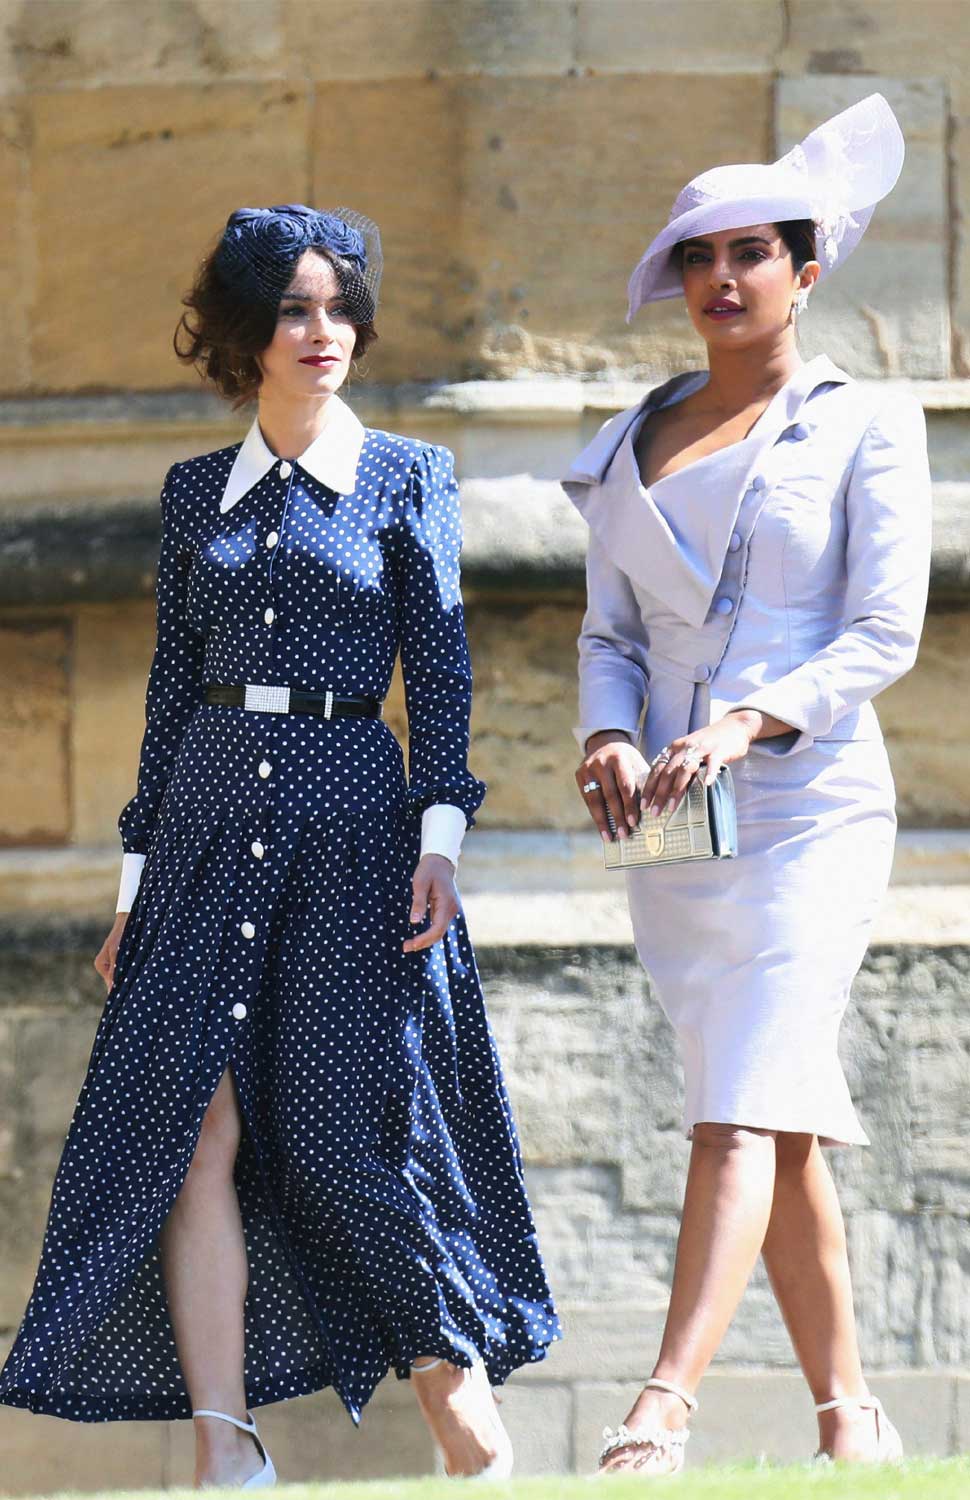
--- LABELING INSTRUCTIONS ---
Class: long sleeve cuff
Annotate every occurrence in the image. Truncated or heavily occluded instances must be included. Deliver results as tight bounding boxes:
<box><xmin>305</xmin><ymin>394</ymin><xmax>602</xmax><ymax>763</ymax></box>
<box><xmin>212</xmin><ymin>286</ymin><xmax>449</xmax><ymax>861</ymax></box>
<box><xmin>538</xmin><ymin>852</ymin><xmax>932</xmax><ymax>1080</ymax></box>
<box><xmin>116</xmin><ymin>852</ymin><xmax>146</xmax><ymax>913</ymax></box>
<box><xmin>574</xmin><ymin>723</ymin><xmax>641</xmax><ymax>753</ymax></box>
<box><xmin>420</xmin><ymin>804</ymin><xmax>467</xmax><ymax>869</ymax></box>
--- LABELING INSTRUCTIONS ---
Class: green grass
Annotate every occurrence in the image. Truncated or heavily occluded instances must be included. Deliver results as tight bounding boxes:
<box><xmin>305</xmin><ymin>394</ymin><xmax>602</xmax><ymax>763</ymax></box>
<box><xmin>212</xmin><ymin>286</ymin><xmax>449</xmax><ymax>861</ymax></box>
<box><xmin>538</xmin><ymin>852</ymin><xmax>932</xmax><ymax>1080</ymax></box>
<box><xmin>18</xmin><ymin>1464</ymin><xmax>970</xmax><ymax>1500</ymax></box>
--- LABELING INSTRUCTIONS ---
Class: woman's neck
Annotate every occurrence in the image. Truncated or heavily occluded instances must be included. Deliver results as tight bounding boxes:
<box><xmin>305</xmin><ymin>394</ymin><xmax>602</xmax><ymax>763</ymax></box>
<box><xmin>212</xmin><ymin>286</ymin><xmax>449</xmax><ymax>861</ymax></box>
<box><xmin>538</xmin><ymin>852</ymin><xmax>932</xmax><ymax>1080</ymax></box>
<box><xmin>702</xmin><ymin>335</ymin><xmax>803</xmax><ymax>415</ymax></box>
<box><xmin>255</xmin><ymin>391</ymin><xmax>338</xmax><ymax>461</ymax></box>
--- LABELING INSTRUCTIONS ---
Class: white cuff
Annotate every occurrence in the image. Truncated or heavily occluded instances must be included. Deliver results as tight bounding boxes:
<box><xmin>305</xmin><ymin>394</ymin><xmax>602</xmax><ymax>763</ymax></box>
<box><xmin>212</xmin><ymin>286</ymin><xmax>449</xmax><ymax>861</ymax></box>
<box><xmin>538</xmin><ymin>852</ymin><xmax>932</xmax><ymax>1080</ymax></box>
<box><xmin>420</xmin><ymin>804</ymin><xmax>467</xmax><ymax>869</ymax></box>
<box><xmin>116</xmin><ymin>852</ymin><xmax>146</xmax><ymax>913</ymax></box>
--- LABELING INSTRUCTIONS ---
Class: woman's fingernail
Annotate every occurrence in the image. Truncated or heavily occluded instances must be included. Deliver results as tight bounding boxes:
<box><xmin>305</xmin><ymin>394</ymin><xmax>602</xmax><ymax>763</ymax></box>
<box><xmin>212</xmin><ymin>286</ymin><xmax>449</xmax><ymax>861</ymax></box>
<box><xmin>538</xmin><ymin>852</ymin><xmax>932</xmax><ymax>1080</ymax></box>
<box><xmin>627</xmin><ymin>813</ymin><xmax>638</xmax><ymax>828</ymax></box>
<box><xmin>649</xmin><ymin>804</ymin><xmax>661</xmax><ymax>817</ymax></box>
<box><xmin>601</xmin><ymin>829</ymin><xmax>612</xmax><ymax>843</ymax></box>
<box><xmin>666</xmin><ymin>798</ymin><xmax>676</xmax><ymax>813</ymax></box>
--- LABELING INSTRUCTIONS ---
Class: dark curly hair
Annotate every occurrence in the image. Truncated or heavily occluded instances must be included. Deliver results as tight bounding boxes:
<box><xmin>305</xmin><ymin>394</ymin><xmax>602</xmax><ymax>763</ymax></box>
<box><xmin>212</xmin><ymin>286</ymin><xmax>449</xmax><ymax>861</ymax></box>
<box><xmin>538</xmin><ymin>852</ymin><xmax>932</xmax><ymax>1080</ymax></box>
<box><xmin>174</xmin><ymin>245</ymin><xmax>378</xmax><ymax>408</ymax></box>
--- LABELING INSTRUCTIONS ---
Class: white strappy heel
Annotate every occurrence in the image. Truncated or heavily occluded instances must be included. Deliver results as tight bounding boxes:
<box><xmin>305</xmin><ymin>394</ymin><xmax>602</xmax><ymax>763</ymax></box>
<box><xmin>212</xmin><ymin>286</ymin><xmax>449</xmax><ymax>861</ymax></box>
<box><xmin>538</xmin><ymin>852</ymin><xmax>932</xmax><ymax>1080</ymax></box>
<box><xmin>411</xmin><ymin>1357</ymin><xmax>514</xmax><ymax>1481</ymax></box>
<box><xmin>192</xmin><ymin>1409</ymin><xmax>277</xmax><ymax>1489</ymax></box>
<box><xmin>598</xmin><ymin>1377</ymin><xmax>698</xmax><ymax>1476</ymax></box>
<box><xmin>813</xmin><ymin>1394</ymin><xmax>903</xmax><ymax>1465</ymax></box>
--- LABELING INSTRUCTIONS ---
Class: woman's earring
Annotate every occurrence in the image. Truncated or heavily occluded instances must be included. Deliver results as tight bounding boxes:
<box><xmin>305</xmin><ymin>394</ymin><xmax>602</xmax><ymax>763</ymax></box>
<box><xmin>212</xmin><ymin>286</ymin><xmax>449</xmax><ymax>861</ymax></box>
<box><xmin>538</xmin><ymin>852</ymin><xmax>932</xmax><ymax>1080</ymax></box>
<box><xmin>792</xmin><ymin>287</ymin><xmax>811</xmax><ymax>319</ymax></box>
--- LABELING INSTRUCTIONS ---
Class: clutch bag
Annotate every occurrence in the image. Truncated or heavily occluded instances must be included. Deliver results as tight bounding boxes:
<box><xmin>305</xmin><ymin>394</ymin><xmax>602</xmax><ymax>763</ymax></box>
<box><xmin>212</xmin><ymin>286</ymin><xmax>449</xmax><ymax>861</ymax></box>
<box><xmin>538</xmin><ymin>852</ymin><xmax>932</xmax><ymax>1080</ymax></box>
<box><xmin>604</xmin><ymin>765</ymin><xmax>738</xmax><ymax>870</ymax></box>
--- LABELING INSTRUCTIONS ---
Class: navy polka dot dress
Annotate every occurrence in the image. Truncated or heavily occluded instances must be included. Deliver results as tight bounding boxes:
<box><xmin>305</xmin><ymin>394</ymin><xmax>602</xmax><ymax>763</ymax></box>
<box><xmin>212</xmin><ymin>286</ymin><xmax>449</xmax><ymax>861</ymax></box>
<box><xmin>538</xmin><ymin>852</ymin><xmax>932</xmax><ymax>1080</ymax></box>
<box><xmin>0</xmin><ymin>421</ymin><xmax>561</xmax><ymax>1424</ymax></box>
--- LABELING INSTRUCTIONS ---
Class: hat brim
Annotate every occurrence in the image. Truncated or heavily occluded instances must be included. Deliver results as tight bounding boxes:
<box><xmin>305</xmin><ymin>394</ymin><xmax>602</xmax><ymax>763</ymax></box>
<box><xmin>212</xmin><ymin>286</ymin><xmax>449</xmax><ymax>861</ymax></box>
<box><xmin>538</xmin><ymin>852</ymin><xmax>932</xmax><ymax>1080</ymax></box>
<box><xmin>626</xmin><ymin>196</ymin><xmax>880</xmax><ymax>320</ymax></box>
<box><xmin>626</xmin><ymin>91</ymin><xmax>903</xmax><ymax>323</ymax></box>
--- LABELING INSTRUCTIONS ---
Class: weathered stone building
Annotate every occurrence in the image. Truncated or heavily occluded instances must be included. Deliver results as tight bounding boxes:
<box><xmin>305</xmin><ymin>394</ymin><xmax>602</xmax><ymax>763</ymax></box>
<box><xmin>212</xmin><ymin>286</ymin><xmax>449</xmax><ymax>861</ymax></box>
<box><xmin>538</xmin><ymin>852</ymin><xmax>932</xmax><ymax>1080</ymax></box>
<box><xmin>1</xmin><ymin>0</ymin><xmax>969</xmax><ymax>1485</ymax></box>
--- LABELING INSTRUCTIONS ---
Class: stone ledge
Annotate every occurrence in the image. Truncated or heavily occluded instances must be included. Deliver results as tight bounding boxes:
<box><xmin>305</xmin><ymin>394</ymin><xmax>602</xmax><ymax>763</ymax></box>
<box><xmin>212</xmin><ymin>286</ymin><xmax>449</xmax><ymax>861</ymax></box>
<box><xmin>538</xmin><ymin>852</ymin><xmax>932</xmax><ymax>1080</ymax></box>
<box><xmin>2</xmin><ymin>479</ymin><xmax>968</xmax><ymax>605</ymax></box>
<box><xmin>5</xmin><ymin>378</ymin><xmax>970</xmax><ymax>431</ymax></box>
<box><xmin>1</xmin><ymin>831</ymin><xmax>968</xmax><ymax>945</ymax></box>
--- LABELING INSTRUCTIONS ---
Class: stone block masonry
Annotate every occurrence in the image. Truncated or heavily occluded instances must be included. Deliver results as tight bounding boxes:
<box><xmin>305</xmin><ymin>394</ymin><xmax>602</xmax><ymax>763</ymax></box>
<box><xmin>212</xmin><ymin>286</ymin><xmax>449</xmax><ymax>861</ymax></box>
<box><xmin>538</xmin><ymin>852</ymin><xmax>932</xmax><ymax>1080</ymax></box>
<box><xmin>1</xmin><ymin>0</ymin><xmax>969</xmax><ymax>1484</ymax></box>
<box><xmin>1</xmin><ymin>923</ymin><xmax>969</xmax><ymax>1482</ymax></box>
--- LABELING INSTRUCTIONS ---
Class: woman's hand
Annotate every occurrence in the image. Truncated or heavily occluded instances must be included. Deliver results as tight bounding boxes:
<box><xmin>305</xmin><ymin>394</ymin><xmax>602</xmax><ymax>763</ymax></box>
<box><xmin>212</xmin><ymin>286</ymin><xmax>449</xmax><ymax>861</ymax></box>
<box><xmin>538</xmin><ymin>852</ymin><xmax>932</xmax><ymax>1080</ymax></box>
<box><xmin>404</xmin><ymin>854</ymin><xmax>460</xmax><ymax>953</ymax></box>
<box><xmin>93</xmin><ymin>912</ymin><xmax>129</xmax><ymax>993</ymax></box>
<box><xmin>576</xmin><ymin>731</ymin><xmax>652</xmax><ymax>842</ymax></box>
<box><xmin>641</xmin><ymin>711</ymin><xmax>760</xmax><ymax>818</ymax></box>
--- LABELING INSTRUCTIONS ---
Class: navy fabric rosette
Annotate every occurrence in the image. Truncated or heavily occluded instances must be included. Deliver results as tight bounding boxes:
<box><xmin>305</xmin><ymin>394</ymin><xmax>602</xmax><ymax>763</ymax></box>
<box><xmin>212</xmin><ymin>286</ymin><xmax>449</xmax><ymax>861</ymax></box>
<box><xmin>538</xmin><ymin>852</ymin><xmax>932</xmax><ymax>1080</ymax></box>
<box><xmin>214</xmin><ymin>203</ymin><xmax>371</xmax><ymax>308</ymax></box>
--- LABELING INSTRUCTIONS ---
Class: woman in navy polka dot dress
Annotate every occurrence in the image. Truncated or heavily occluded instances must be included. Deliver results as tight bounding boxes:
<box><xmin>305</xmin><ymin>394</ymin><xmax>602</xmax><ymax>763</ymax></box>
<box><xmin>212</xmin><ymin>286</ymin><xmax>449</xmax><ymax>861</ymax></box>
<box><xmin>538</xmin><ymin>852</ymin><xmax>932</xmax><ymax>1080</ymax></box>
<box><xmin>0</xmin><ymin>206</ymin><xmax>560</xmax><ymax>1485</ymax></box>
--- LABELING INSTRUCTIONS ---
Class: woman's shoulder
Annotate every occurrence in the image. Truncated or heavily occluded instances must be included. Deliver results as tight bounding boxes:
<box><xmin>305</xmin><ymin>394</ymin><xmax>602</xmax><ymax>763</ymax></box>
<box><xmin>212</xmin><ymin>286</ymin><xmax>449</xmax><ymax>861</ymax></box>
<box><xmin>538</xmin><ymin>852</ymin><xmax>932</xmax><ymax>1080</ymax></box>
<box><xmin>163</xmin><ymin>441</ymin><xmax>241</xmax><ymax>492</ymax></box>
<box><xmin>363</xmin><ymin>426</ymin><xmax>455</xmax><ymax>472</ymax></box>
<box><xmin>807</xmin><ymin>372</ymin><xmax>925</xmax><ymax>445</ymax></box>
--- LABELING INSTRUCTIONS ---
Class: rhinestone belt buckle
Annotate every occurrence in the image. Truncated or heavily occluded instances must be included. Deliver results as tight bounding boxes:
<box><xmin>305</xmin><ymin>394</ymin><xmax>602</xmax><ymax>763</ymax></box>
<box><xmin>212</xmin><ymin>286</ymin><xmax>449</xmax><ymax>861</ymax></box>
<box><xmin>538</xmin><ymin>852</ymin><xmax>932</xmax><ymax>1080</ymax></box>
<box><xmin>244</xmin><ymin>684</ymin><xmax>291</xmax><ymax>714</ymax></box>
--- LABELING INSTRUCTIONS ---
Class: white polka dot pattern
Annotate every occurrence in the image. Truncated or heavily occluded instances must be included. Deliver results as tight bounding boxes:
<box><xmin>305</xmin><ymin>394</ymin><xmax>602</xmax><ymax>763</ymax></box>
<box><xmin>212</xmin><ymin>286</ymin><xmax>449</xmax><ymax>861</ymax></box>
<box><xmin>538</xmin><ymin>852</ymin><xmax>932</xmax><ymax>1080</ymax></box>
<box><xmin>0</xmin><ymin>431</ymin><xmax>561</xmax><ymax>1425</ymax></box>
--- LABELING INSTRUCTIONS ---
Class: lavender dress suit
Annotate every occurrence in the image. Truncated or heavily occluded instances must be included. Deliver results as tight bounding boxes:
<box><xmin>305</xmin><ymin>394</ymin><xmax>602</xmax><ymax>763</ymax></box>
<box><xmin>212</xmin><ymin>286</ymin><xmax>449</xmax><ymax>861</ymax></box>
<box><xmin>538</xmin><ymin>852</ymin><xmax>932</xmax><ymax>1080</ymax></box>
<box><xmin>563</xmin><ymin>356</ymin><xmax>931</xmax><ymax>1144</ymax></box>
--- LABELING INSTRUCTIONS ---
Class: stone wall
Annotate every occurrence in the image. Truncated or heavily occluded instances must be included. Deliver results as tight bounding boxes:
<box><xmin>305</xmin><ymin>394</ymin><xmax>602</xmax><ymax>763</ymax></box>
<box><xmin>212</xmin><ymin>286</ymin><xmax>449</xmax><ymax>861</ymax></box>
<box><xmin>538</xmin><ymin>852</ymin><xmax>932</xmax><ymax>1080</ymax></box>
<box><xmin>1</xmin><ymin>0</ymin><xmax>968</xmax><ymax>389</ymax></box>
<box><xmin>1</xmin><ymin>923</ymin><xmax>969</xmax><ymax>1488</ymax></box>
<box><xmin>2</xmin><ymin>592</ymin><xmax>969</xmax><ymax>851</ymax></box>
<box><xmin>2</xmin><ymin>0</ymin><xmax>970</xmax><ymax>1486</ymax></box>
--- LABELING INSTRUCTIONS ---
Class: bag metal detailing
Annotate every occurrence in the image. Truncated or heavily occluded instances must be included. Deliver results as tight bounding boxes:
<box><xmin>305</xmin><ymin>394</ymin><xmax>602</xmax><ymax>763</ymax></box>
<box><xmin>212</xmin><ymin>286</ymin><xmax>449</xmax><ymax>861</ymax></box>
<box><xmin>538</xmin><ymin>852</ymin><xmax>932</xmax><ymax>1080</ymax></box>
<box><xmin>604</xmin><ymin>766</ymin><xmax>739</xmax><ymax>870</ymax></box>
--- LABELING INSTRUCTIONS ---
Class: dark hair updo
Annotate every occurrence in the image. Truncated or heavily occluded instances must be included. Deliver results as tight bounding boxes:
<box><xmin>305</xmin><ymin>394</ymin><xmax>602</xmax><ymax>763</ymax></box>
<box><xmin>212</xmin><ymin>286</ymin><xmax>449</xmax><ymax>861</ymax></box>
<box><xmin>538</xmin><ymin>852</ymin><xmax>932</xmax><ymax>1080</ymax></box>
<box><xmin>174</xmin><ymin>244</ymin><xmax>378</xmax><ymax>409</ymax></box>
<box><xmin>777</xmin><ymin>219</ymin><xmax>819</xmax><ymax>271</ymax></box>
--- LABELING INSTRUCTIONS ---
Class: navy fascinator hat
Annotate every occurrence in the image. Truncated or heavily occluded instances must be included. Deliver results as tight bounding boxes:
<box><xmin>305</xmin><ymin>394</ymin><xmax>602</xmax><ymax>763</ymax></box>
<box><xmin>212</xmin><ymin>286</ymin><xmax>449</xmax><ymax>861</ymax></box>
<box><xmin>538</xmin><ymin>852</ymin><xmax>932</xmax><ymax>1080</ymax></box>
<box><xmin>213</xmin><ymin>203</ymin><xmax>383</xmax><ymax>320</ymax></box>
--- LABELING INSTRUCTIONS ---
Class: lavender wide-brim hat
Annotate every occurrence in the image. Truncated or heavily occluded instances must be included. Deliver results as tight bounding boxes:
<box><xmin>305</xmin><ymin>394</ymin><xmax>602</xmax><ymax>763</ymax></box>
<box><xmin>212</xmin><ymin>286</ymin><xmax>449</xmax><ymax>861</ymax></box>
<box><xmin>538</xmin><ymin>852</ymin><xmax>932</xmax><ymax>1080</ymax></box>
<box><xmin>626</xmin><ymin>93</ymin><xmax>905</xmax><ymax>323</ymax></box>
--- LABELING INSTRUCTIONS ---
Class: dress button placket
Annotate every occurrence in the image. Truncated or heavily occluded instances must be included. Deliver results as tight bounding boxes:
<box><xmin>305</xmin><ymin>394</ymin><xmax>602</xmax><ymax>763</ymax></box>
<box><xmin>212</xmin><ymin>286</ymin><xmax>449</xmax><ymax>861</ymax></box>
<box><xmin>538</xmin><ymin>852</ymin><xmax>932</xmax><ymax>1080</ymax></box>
<box><xmin>242</xmin><ymin>468</ymin><xmax>286</xmax><ymax>1039</ymax></box>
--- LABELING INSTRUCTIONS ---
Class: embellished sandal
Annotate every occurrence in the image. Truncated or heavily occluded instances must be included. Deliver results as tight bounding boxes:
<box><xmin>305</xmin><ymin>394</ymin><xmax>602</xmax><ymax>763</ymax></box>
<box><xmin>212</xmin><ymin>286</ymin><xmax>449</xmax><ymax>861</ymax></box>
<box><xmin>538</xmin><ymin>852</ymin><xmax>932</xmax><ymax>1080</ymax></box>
<box><xmin>813</xmin><ymin>1394</ymin><xmax>904</xmax><ymax>1464</ymax></box>
<box><xmin>191</xmin><ymin>1409</ymin><xmax>277</xmax><ymax>1489</ymax></box>
<box><xmin>598</xmin><ymin>1377</ymin><xmax>698</xmax><ymax>1476</ymax></box>
<box><xmin>411</xmin><ymin>1357</ymin><xmax>514</xmax><ymax>1481</ymax></box>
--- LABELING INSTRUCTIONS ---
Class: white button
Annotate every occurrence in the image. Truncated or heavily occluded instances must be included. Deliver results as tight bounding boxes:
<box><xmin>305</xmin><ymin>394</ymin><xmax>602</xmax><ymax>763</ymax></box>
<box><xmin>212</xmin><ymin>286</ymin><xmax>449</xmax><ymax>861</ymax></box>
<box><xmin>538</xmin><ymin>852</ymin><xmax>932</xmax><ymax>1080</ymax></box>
<box><xmin>258</xmin><ymin>760</ymin><xmax>272</xmax><ymax>779</ymax></box>
<box><xmin>251</xmin><ymin>841</ymin><xmax>265</xmax><ymax>859</ymax></box>
<box><xmin>279</xmin><ymin>461</ymin><xmax>292</xmax><ymax>479</ymax></box>
<box><xmin>791</xmin><ymin>422</ymin><xmax>810</xmax><ymax>441</ymax></box>
<box><xmin>240</xmin><ymin>921</ymin><xmax>255</xmax><ymax>939</ymax></box>
<box><xmin>729</xmin><ymin>532</ymin><xmax>742</xmax><ymax>552</ymax></box>
<box><xmin>264</xmin><ymin>607</ymin><xmax>275</xmax><ymax>624</ymax></box>
<box><xmin>232</xmin><ymin>1002</ymin><xmax>248</xmax><ymax>1020</ymax></box>
<box><xmin>265</xmin><ymin>531</ymin><xmax>279</xmax><ymax>549</ymax></box>
<box><xmin>751</xmin><ymin>474</ymin><xmax>766</xmax><ymax>491</ymax></box>
<box><xmin>695</xmin><ymin>664</ymin><xmax>712</xmax><ymax>683</ymax></box>
<box><xmin>715</xmin><ymin>597</ymin><xmax>735</xmax><ymax>615</ymax></box>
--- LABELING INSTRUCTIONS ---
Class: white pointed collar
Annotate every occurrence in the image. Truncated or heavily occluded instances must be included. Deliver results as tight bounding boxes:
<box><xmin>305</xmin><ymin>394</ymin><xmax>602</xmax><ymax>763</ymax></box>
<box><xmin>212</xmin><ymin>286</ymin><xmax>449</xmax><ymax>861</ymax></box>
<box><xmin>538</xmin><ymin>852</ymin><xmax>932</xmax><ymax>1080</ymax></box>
<box><xmin>220</xmin><ymin>395</ymin><xmax>365</xmax><ymax>514</ymax></box>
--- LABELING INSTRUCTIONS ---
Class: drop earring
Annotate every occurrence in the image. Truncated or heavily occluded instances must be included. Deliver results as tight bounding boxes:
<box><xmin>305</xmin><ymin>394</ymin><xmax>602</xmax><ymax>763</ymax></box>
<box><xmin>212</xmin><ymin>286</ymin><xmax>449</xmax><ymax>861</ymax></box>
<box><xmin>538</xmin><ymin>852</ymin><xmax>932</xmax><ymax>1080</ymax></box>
<box><xmin>792</xmin><ymin>287</ymin><xmax>811</xmax><ymax>319</ymax></box>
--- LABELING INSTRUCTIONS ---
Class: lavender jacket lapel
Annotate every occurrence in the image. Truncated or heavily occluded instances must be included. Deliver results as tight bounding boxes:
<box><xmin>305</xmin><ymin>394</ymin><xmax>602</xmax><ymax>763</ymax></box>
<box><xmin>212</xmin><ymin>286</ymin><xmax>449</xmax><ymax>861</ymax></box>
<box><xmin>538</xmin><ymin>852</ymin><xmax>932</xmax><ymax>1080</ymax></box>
<box><xmin>563</xmin><ymin>357</ymin><xmax>850</xmax><ymax>629</ymax></box>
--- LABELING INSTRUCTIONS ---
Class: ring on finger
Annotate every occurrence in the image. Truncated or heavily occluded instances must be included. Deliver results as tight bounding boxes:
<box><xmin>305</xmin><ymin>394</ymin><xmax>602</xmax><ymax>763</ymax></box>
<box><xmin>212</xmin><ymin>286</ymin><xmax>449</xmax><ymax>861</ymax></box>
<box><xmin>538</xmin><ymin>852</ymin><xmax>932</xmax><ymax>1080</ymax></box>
<box><xmin>582</xmin><ymin>780</ymin><xmax>601</xmax><ymax>794</ymax></box>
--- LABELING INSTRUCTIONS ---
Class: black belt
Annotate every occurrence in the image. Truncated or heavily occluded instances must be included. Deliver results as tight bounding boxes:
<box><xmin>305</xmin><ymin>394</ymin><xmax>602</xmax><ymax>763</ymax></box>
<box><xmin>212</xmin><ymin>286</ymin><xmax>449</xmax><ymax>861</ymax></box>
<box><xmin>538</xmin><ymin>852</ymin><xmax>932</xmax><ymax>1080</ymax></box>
<box><xmin>205</xmin><ymin>684</ymin><xmax>382</xmax><ymax>719</ymax></box>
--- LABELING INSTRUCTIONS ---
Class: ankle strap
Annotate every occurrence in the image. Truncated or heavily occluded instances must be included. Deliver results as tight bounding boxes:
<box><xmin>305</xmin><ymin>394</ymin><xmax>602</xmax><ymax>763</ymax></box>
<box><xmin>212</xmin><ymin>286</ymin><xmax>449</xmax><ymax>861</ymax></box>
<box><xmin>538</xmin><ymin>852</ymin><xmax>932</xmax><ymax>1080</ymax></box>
<box><xmin>815</xmin><ymin>1394</ymin><xmax>881</xmax><ymax>1415</ymax></box>
<box><xmin>410</xmin><ymin>1357</ymin><xmax>447</xmax><ymax>1374</ymax></box>
<box><xmin>645</xmin><ymin>1377</ymin><xmax>699</xmax><ymax>1414</ymax></box>
<box><xmin>192</xmin><ymin>1408</ymin><xmax>257</xmax><ymax>1433</ymax></box>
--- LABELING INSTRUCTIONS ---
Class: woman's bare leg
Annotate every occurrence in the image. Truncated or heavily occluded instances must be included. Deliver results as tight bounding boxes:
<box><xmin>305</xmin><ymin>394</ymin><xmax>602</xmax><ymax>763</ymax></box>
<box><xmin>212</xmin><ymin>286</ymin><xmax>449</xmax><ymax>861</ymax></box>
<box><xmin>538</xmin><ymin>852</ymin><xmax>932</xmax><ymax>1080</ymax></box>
<box><xmin>602</xmin><ymin>1122</ymin><xmax>778</xmax><ymax>1473</ymax></box>
<box><xmin>410</xmin><ymin>1358</ymin><xmax>507</xmax><ymax>1477</ymax></box>
<box><xmin>762</xmin><ymin>1133</ymin><xmax>882</xmax><ymax>1460</ymax></box>
<box><xmin>159</xmin><ymin>1069</ymin><xmax>262</xmax><ymax>1487</ymax></box>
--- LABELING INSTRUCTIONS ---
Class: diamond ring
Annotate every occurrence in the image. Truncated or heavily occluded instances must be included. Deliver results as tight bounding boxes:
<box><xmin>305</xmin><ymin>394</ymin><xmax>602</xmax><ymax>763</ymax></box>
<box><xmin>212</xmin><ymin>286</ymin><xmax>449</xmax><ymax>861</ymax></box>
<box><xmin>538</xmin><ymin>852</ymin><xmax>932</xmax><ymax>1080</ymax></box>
<box><xmin>582</xmin><ymin>780</ymin><xmax>601</xmax><ymax>794</ymax></box>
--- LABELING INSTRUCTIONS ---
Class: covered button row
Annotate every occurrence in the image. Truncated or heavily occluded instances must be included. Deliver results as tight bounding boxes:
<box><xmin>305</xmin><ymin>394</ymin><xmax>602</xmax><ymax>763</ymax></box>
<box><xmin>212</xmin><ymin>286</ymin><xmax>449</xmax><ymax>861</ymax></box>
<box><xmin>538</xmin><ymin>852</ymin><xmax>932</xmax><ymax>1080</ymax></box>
<box><xmin>233</xmin><ymin>831</ymin><xmax>270</xmax><ymax>1013</ymax></box>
